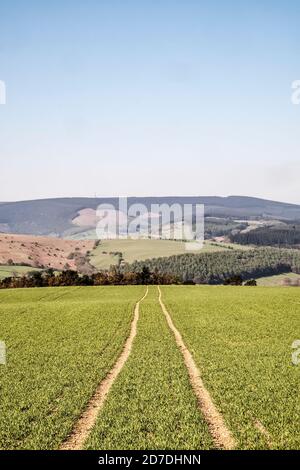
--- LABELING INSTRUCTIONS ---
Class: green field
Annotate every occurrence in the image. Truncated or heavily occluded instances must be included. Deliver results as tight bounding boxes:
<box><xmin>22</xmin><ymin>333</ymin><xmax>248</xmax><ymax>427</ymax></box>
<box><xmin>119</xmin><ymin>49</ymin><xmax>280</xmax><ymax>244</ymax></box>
<box><xmin>0</xmin><ymin>265</ymin><xmax>42</xmax><ymax>280</ymax></box>
<box><xmin>256</xmin><ymin>272</ymin><xmax>300</xmax><ymax>286</ymax></box>
<box><xmin>89</xmin><ymin>239</ymin><xmax>239</xmax><ymax>269</ymax></box>
<box><xmin>85</xmin><ymin>286</ymin><xmax>213</xmax><ymax>450</ymax></box>
<box><xmin>1</xmin><ymin>284</ymin><xmax>300</xmax><ymax>450</ymax></box>
<box><xmin>0</xmin><ymin>286</ymin><xmax>143</xmax><ymax>449</ymax></box>
<box><xmin>161</xmin><ymin>286</ymin><xmax>300</xmax><ymax>449</ymax></box>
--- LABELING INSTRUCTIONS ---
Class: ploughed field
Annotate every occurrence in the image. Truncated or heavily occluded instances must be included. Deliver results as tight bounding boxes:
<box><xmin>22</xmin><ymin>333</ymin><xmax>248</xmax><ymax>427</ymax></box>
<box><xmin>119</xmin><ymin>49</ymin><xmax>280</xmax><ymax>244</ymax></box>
<box><xmin>0</xmin><ymin>285</ymin><xmax>299</xmax><ymax>449</ymax></box>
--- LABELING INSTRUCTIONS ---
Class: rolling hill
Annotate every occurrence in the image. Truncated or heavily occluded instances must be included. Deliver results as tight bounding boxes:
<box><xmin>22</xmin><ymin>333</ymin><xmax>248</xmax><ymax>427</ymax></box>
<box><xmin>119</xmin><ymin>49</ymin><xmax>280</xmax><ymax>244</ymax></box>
<box><xmin>0</xmin><ymin>196</ymin><xmax>300</xmax><ymax>238</ymax></box>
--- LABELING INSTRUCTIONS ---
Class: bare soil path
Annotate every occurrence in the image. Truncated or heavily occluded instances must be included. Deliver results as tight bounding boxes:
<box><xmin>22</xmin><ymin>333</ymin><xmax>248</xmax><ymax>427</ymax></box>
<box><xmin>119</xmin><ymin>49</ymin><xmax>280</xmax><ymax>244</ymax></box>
<box><xmin>254</xmin><ymin>419</ymin><xmax>273</xmax><ymax>449</ymax></box>
<box><xmin>157</xmin><ymin>286</ymin><xmax>236</xmax><ymax>450</ymax></box>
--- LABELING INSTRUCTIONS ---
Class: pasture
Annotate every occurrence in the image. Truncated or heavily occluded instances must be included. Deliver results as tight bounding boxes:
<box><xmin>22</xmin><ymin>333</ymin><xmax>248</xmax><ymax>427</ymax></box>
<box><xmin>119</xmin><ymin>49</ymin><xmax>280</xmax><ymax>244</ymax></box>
<box><xmin>0</xmin><ymin>265</ymin><xmax>42</xmax><ymax>280</ymax></box>
<box><xmin>89</xmin><ymin>239</ymin><xmax>234</xmax><ymax>270</ymax></box>
<box><xmin>256</xmin><ymin>272</ymin><xmax>300</xmax><ymax>286</ymax></box>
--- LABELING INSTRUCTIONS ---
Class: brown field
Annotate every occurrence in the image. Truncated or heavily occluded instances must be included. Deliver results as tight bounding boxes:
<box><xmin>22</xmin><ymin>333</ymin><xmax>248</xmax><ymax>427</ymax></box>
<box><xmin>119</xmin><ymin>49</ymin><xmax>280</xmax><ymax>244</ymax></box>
<box><xmin>0</xmin><ymin>234</ymin><xmax>95</xmax><ymax>271</ymax></box>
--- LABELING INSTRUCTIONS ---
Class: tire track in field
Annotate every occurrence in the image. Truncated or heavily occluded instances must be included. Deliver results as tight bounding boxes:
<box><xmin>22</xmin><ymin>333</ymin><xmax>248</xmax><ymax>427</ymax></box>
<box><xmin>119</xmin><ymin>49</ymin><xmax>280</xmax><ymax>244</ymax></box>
<box><xmin>253</xmin><ymin>419</ymin><xmax>273</xmax><ymax>448</ymax></box>
<box><xmin>157</xmin><ymin>286</ymin><xmax>236</xmax><ymax>450</ymax></box>
<box><xmin>60</xmin><ymin>287</ymin><xmax>149</xmax><ymax>450</ymax></box>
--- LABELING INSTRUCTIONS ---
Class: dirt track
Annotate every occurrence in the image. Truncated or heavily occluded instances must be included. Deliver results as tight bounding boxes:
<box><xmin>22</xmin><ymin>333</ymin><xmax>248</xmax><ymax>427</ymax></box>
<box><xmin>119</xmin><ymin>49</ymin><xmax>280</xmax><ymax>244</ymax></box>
<box><xmin>60</xmin><ymin>285</ymin><xmax>236</xmax><ymax>450</ymax></box>
<box><xmin>157</xmin><ymin>286</ymin><xmax>236</xmax><ymax>450</ymax></box>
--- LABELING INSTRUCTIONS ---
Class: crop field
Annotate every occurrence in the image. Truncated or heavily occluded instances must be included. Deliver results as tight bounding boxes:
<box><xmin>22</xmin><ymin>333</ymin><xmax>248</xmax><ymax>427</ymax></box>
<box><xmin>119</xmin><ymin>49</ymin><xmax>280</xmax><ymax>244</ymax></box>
<box><xmin>0</xmin><ymin>285</ymin><xmax>143</xmax><ymax>449</ymax></box>
<box><xmin>161</xmin><ymin>286</ymin><xmax>300</xmax><ymax>449</ymax></box>
<box><xmin>1</xmin><ymin>284</ymin><xmax>300</xmax><ymax>450</ymax></box>
<box><xmin>85</xmin><ymin>286</ymin><xmax>213</xmax><ymax>450</ymax></box>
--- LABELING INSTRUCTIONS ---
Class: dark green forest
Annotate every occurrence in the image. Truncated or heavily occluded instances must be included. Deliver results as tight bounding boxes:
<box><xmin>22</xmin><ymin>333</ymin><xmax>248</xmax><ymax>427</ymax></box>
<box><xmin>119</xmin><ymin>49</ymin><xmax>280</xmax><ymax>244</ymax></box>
<box><xmin>230</xmin><ymin>226</ymin><xmax>300</xmax><ymax>247</ymax></box>
<box><xmin>204</xmin><ymin>218</ymin><xmax>248</xmax><ymax>238</ymax></box>
<box><xmin>122</xmin><ymin>248</ymin><xmax>300</xmax><ymax>284</ymax></box>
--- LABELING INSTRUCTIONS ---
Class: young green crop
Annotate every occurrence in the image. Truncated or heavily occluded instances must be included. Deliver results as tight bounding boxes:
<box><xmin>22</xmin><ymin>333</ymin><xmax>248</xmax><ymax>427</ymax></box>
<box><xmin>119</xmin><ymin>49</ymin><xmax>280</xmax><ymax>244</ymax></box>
<box><xmin>0</xmin><ymin>285</ymin><xmax>143</xmax><ymax>449</ymax></box>
<box><xmin>85</xmin><ymin>286</ymin><xmax>213</xmax><ymax>450</ymax></box>
<box><xmin>161</xmin><ymin>285</ymin><xmax>300</xmax><ymax>449</ymax></box>
<box><xmin>2</xmin><ymin>284</ymin><xmax>300</xmax><ymax>450</ymax></box>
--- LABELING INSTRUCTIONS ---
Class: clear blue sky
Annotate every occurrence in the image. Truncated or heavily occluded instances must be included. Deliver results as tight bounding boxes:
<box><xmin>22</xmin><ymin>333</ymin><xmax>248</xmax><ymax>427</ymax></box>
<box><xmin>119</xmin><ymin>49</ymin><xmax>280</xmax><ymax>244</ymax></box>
<box><xmin>0</xmin><ymin>0</ymin><xmax>300</xmax><ymax>202</ymax></box>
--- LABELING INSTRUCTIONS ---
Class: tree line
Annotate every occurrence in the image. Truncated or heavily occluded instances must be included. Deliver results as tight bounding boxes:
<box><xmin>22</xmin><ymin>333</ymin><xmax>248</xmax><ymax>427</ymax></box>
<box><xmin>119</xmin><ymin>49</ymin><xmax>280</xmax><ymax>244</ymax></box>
<box><xmin>3</xmin><ymin>247</ymin><xmax>300</xmax><ymax>288</ymax></box>
<box><xmin>0</xmin><ymin>266</ymin><xmax>179</xmax><ymax>289</ymax></box>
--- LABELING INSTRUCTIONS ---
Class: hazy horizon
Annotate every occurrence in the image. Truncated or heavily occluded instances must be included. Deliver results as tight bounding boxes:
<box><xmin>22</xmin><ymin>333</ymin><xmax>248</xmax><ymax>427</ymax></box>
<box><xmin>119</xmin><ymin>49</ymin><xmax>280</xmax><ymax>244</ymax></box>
<box><xmin>1</xmin><ymin>1</ymin><xmax>300</xmax><ymax>204</ymax></box>
<box><xmin>1</xmin><ymin>193</ymin><xmax>300</xmax><ymax>207</ymax></box>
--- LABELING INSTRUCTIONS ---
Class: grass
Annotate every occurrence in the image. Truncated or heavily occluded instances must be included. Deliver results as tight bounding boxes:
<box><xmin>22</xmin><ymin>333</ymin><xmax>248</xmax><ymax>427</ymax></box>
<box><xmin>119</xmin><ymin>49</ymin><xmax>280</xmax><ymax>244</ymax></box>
<box><xmin>85</xmin><ymin>286</ymin><xmax>213</xmax><ymax>450</ymax></box>
<box><xmin>0</xmin><ymin>265</ymin><xmax>41</xmax><ymax>280</ymax></box>
<box><xmin>161</xmin><ymin>285</ymin><xmax>300</xmax><ymax>449</ymax></box>
<box><xmin>69</xmin><ymin>229</ymin><xmax>98</xmax><ymax>240</ymax></box>
<box><xmin>256</xmin><ymin>272</ymin><xmax>300</xmax><ymax>286</ymax></box>
<box><xmin>89</xmin><ymin>238</ymin><xmax>241</xmax><ymax>269</ymax></box>
<box><xmin>0</xmin><ymin>285</ymin><xmax>143</xmax><ymax>449</ymax></box>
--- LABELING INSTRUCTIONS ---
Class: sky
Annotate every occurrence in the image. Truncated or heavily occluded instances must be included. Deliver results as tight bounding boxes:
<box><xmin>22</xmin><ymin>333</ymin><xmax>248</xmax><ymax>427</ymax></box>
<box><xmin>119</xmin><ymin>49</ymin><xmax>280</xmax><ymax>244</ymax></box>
<box><xmin>0</xmin><ymin>0</ymin><xmax>300</xmax><ymax>203</ymax></box>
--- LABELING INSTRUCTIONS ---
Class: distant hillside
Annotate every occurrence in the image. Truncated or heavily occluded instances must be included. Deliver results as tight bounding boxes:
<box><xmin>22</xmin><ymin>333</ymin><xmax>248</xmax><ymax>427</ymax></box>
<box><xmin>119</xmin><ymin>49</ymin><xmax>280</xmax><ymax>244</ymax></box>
<box><xmin>0</xmin><ymin>233</ymin><xmax>94</xmax><ymax>272</ymax></box>
<box><xmin>0</xmin><ymin>196</ymin><xmax>300</xmax><ymax>237</ymax></box>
